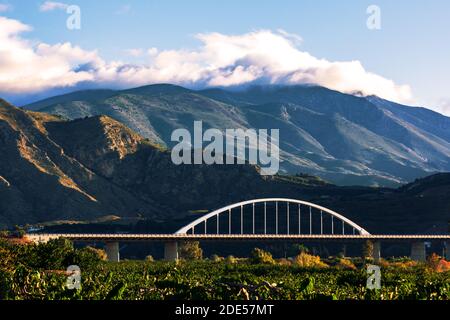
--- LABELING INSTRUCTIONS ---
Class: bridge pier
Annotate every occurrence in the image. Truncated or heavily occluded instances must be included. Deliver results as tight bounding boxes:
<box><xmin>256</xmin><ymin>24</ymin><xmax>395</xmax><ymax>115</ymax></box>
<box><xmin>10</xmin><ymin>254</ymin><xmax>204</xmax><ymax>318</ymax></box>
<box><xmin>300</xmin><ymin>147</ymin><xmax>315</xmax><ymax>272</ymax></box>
<box><xmin>105</xmin><ymin>242</ymin><xmax>120</xmax><ymax>262</ymax></box>
<box><xmin>410</xmin><ymin>242</ymin><xmax>426</xmax><ymax>262</ymax></box>
<box><xmin>164</xmin><ymin>241</ymin><xmax>179</xmax><ymax>262</ymax></box>
<box><xmin>445</xmin><ymin>241</ymin><xmax>449</xmax><ymax>260</ymax></box>
<box><xmin>372</xmin><ymin>241</ymin><xmax>381</xmax><ymax>263</ymax></box>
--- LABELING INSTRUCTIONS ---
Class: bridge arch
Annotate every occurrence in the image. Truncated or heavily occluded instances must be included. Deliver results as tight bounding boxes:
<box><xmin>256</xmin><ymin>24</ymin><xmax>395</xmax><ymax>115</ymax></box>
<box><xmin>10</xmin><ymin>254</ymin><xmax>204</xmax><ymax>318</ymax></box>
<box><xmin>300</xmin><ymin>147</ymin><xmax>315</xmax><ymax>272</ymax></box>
<box><xmin>176</xmin><ymin>198</ymin><xmax>370</xmax><ymax>236</ymax></box>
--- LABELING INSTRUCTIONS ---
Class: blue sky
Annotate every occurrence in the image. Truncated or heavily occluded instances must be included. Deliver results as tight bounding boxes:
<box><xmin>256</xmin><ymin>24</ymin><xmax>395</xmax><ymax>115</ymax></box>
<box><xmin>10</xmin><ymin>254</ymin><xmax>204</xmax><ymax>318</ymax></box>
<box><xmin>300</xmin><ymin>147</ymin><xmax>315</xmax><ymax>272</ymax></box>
<box><xmin>1</xmin><ymin>0</ymin><xmax>450</xmax><ymax>114</ymax></box>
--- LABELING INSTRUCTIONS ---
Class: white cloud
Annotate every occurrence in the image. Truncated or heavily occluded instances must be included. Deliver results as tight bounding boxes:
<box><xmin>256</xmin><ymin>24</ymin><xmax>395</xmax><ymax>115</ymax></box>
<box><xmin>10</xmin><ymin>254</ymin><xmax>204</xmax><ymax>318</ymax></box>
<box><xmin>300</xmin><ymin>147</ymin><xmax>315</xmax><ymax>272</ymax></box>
<box><xmin>124</xmin><ymin>48</ymin><xmax>144</xmax><ymax>57</ymax></box>
<box><xmin>276</xmin><ymin>29</ymin><xmax>303</xmax><ymax>46</ymax></box>
<box><xmin>124</xmin><ymin>48</ymin><xmax>159</xmax><ymax>57</ymax></box>
<box><xmin>0</xmin><ymin>17</ymin><xmax>95</xmax><ymax>93</ymax></box>
<box><xmin>39</xmin><ymin>1</ymin><xmax>68</xmax><ymax>12</ymax></box>
<box><xmin>0</xmin><ymin>3</ymin><xmax>12</xmax><ymax>12</ymax></box>
<box><xmin>434</xmin><ymin>99</ymin><xmax>450</xmax><ymax>116</ymax></box>
<box><xmin>147</xmin><ymin>47</ymin><xmax>158</xmax><ymax>56</ymax></box>
<box><xmin>0</xmin><ymin>16</ymin><xmax>414</xmax><ymax>105</ymax></box>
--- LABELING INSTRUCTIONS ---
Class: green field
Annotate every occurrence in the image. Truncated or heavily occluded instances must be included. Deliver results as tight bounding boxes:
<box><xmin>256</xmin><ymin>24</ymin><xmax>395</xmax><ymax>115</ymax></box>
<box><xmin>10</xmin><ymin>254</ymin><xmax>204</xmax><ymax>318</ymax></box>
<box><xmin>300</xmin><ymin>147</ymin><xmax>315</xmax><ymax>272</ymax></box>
<box><xmin>1</xmin><ymin>238</ymin><xmax>449</xmax><ymax>300</ymax></box>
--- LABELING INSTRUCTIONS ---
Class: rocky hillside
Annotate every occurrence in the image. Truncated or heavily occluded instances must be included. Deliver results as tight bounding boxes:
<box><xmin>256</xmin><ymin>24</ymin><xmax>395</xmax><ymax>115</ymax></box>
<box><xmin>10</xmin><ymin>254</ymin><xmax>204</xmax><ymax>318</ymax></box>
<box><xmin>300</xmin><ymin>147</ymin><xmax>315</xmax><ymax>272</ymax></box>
<box><xmin>0</xmin><ymin>99</ymin><xmax>299</xmax><ymax>227</ymax></box>
<box><xmin>0</xmin><ymin>99</ymin><xmax>167</xmax><ymax>227</ymax></box>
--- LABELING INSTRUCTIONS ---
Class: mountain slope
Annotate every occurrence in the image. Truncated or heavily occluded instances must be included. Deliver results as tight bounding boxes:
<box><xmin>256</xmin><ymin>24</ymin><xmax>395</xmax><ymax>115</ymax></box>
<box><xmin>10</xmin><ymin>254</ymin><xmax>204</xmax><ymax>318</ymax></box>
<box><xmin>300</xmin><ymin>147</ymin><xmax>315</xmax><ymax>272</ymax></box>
<box><xmin>1</xmin><ymin>99</ymin><xmax>450</xmax><ymax>235</ymax></box>
<box><xmin>0</xmin><ymin>99</ymin><xmax>289</xmax><ymax>227</ymax></box>
<box><xmin>24</xmin><ymin>84</ymin><xmax>450</xmax><ymax>186</ymax></box>
<box><xmin>200</xmin><ymin>85</ymin><xmax>450</xmax><ymax>184</ymax></box>
<box><xmin>37</xmin><ymin>84</ymin><xmax>248</xmax><ymax>149</ymax></box>
<box><xmin>0</xmin><ymin>99</ymin><xmax>166</xmax><ymax>226</ymax></box>
<box><xmin>25</xmin><ymin>89</ymin><xmax>117</xmax><ymax>111</ymax></box>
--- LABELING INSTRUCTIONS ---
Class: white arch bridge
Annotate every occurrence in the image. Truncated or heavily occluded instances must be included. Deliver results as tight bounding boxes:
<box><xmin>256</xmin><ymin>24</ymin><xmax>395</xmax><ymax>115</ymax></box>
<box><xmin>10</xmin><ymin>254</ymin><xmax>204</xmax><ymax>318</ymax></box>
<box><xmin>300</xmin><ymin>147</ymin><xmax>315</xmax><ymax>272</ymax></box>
<box><xmin>175</xmin><ymin>198</ymin><xmax>370</xmax><ymax>236</ymax></box>
<box><xmin>26</xmin><ymin>198</ymin><xmax>450</xmax><ymax>262</ymax></box>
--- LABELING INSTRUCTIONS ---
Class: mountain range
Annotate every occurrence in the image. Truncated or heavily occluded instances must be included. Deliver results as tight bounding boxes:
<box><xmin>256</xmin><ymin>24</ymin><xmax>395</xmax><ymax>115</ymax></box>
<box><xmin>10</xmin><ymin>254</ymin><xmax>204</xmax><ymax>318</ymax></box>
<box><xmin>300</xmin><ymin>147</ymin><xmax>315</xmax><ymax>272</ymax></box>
<box><xmin>0</xmin><ymin>88</ymin><xmax>449</xmax><ymax>234</ymax></box>
<box><xmin>0</xmin><ymin>98</ymin><xmax>320</xmax><ymax>227</ymax></box>
<box><xmin>25</xmin><ymin>84</ymin><xmax>450</xmax><ymax>187</ymax></box>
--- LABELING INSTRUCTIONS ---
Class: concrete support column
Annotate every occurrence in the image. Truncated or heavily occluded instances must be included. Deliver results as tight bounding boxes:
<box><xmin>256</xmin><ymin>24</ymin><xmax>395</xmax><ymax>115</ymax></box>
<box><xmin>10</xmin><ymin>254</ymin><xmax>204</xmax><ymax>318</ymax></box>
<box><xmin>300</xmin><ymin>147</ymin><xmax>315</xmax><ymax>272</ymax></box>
<box><xmin>410</xmin><ymin>242</ymin><xmax>426</xmax><ymax>262</ymax></box>
<box><xmin>445</xmin><ymin>242</ymin><xmax>449</xmax><ymax>260</ymax></box>
<box><xmin>372</xmin><ymin>241</ymin><xmax>381</xmax><ymax>263</ymax></box>
<box><xmin>164</xmin><ymin>241</ymin><xmax>179</xmax><ymax>261</ymax></box>
<box><xmin>105</xmin><ymin>242</ymin><xmax>120</xmax><ymax>262</ymax></box>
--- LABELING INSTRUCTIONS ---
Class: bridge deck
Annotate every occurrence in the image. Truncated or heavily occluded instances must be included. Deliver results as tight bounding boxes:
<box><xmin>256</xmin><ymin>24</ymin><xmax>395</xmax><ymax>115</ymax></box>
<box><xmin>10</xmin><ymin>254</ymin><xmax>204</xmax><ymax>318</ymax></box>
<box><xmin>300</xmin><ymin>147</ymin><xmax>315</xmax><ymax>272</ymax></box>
<box><xmin>26</xmin><ymin>234</ymin><xmax>450</xmax><ymax>243</ymax></box>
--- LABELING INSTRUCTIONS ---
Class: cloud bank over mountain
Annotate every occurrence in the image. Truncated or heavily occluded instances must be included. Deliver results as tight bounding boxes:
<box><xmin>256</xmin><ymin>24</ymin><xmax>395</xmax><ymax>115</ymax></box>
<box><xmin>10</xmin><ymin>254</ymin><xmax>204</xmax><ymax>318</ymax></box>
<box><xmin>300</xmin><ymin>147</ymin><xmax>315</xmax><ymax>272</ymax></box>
<box><xmin>0</xmin><ymin>16</ymin><xmax>413</xmax><ymax>104</ymax></box>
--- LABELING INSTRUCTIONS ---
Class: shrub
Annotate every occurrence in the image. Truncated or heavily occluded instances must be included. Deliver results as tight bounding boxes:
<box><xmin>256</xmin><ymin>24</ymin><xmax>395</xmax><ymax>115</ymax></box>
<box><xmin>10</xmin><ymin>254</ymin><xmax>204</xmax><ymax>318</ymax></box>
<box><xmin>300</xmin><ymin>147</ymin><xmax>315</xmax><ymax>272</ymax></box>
<box><xmin>210</xmin><ymin>254</ymin><xmax>223</xmax><ymax>262</ymax></box>
<box><xmin>14</xmin><ymin>225</ymin><xmax>25</xmax><ymax>238</ymax></box>
<box><xmin>0</xmin><ymin>230</ymin><xmax>9</xmax><ymax>238</ymax></box>
<box><xmin>427</xmin><ymin>253</ymin><xmax>450</xmax><ymax>273</ymax></box>
<box><xmin>278</xmin><ymin>258</ymin><xmax>292</xmax><ymax>266</ymax></box>
<box><xmin>379</xmin><ymin>257</ymin><xmax>417</xmax><ymax>269</ymax></box>
<box><xmin>336</xmin><ymin>258</ymin><xmax>357</xmax><ymax>270</ymax></box>
<box><xmin>179</xmin><ymin>241</ymin><xmax>203</xmax><ymax>260</ymax></box>
<box><xmin>294</xmin><ymin>252</ymin><xmax>328</xmax><ymax>268</ymax></box>
<box><xmin>29</xmin><ymin>238</ymin><xmax>75</xmax><ymax>270</ymax></box>
<box><xmin>391</xmin><ymin>261</ymin><xmax>418</xmax><ymax>269</ymax></box>
<box><xmin>0</xmin><ymin>244</ymin><xmax>16</xmax><ymax>272</ymax></box>
<box><xmin>251</xmin><ymin>248</ymin><xmax>275</xmax><ymax>265</ymax></box>
<box><xmin>73</xmin><ymin>246</ymin><xmax>106</xmax><ymax>269</ymax></box>
<box><xmin>225</xmin><ymin>255</ymin><xmax>237</xmax><ymax>264</ymax></box>
<box><xmin>87</xmin><ymin>246</ymin><xmax>107</xmax><ymax>261</ymax></box>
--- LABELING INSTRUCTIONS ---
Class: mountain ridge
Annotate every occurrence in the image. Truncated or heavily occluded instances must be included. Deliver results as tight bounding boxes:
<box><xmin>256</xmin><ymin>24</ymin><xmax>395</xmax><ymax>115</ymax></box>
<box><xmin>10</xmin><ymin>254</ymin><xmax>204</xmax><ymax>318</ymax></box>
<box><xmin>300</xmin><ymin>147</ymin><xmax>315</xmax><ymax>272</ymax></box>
<box><xmin>22</xmin><ymin>84</ymin><xmax>450</xmax><ymax>187</ymax></box>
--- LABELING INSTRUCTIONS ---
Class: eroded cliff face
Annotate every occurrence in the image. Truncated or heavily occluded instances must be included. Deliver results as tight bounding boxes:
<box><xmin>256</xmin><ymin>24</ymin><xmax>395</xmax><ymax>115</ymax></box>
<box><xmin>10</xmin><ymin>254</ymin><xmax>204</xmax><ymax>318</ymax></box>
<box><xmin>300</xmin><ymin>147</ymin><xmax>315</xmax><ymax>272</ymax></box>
<box><xmin>0</xmin><ymin>99</ymin><xmax>165</xmax><ymax>227</ymax></box>
<box><xmin>45</xmin><ymin>115</ymin><xmax>147</xmax><ymax>178</ymax></box>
